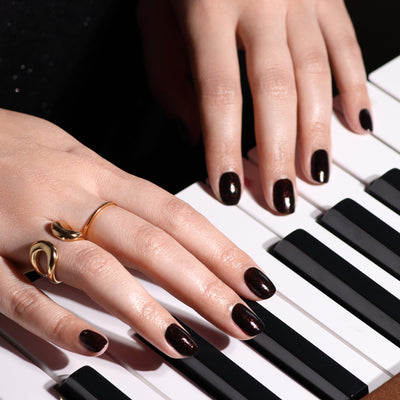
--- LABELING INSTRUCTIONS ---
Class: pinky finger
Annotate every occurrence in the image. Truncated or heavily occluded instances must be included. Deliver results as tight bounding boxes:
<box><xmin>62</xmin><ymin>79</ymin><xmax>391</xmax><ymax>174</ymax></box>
<box><xmin>318</xmin><ymin>1</ymin><xmax>373</xmax><ymax>133</ymax></box>
<box><xmin>0</xmin><ymin>257</ymin><xmax>108</xmax><ymax>356</ymax></box>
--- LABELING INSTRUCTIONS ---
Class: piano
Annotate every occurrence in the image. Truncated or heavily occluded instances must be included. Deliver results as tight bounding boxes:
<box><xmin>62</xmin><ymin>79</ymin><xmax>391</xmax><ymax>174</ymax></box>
<box><xmin>2</xmin><ymin>56</ymin><xmax>400</xmax><ymax>399</ymax></box>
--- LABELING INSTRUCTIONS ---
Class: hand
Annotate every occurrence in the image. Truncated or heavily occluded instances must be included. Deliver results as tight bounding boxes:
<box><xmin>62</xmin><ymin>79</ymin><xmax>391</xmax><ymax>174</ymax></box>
<box><xmin>0</xmin><ymin>109</ymin><xmax>275</xmax><ymax>358</ymax></box>
<box><xmin>138</xmin><ymin>0</ymin><xmax>372</xmax><ymax>213</ymax></box>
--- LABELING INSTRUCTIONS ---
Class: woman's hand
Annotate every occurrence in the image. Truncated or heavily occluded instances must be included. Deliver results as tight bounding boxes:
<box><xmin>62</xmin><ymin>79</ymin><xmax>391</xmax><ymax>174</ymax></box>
<box><xmin>138</xmin><ymin>0</ymin><xmax>372</xmax><ymax>213</ymax></box>
<box><xmin>0</xmin><ymin>109</ymin><xmax>275</xmax><ymax>358</ymax></box>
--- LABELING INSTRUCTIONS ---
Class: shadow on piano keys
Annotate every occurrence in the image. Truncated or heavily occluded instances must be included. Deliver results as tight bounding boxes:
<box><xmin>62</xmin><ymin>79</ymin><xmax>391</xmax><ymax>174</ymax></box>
<box><xmin>1</xmin><ymin>55</ymin><xmax>400</xmax><ymax>399</ymax></box>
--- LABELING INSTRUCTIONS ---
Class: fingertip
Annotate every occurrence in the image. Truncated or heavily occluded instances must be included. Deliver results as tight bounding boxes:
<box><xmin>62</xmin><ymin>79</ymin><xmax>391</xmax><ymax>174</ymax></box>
<box><xmin>358</xmin><ymin>108</ymin><xmax>374</xmax><ymax>133</ymax></box>
<box><xmin>310</xmin><ymin>149</ymin><xmax>330</xmax><ymax>184</ymax></box>
<box><xmin>79</xmin><ymin>329</ymin><xmax>109</xmax><ymax>356</ymax></box>
<box><xmin>218</xmin><ymin>171</ymin><xmax>242</xmax><ymax>205</ymax></box>
<box><xmin>272</xmin><ymin>178</ymin><xmax>296</xmax><ymax>215</ymax></box>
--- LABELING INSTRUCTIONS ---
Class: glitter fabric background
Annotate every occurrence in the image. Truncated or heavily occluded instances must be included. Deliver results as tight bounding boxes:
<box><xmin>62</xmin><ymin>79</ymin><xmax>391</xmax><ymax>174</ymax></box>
<box><xmin>0</xmin><ymin>0</ymin><xmax>399</xmax><ymax>194</ymax></box>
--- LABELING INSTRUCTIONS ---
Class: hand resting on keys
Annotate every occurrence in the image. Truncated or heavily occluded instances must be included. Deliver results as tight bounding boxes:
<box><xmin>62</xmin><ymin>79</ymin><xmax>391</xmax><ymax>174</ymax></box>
<box><xmin>138</xmin><ymin>0</ymin><xmax>373</xmax><ymax>214</ymax></box>
<box><xmin>0</xmin><ymin>108</ymin><xmax>275</xmax><ymax>359</ymax></box>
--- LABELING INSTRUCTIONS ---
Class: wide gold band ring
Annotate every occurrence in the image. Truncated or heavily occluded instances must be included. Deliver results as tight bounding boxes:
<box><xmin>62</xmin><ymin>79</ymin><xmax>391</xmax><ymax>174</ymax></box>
<box><xmin>29</xmin><ymin>240</ymin><xmax>61</xmax><ymax>284</ymax></box>
<box><xmin>51</xmin><ymin>201</ymin><xmax>116</xmax><ymax>241</ymax></box>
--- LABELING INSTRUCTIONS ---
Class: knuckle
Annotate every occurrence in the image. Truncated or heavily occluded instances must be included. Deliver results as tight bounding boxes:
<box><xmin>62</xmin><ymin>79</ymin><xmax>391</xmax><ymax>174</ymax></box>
<box><xmin>198</xmin><ymin>77</ymin><xmax>241</xmax><ymax>107</ymax></box>
<box><xmin>297</xmin><ymin>51</ymin><xmax>329</xmax><ymax>75</ymax></box>
<box><xmin>74</xmin><ymin>246</ymin><xmax>115</xmax><ymax>281</ymax></box>
<box><xmin>215</xmin><ymin>241</ymin><xmax>245</xmax><ymax>268</ymax></box>
<box><xmin>254</xmin><ymin>66</ymin><xmax>294</xmax><ymax>102</ymax></box>
<box><xmin>45</xmin><ymin>313</ymin><xmax>77</xmax><ymax>341</ymax></box>
<box><xmin>164</xmin><ymin>197</ymin><xmax>199</xmax><ymax>231</ymax></box>
<box><xmin>135</xmin><ymin>224</ymin><xmax>170</xmax><ymax>258</ymax></box>
<box><xmin>308</xmin><ymin>119</ymin><xmax>330</xmax><ymax>137</ymax></box>
<box><xmin>7</xmin><ymin>286</ymin><xmax>42</xmax><ymax>320</ymax></box>
<box><xmin>199</xmin><ymin>277</ymin><xmax>228</xmax><ymax>303</ymax></box>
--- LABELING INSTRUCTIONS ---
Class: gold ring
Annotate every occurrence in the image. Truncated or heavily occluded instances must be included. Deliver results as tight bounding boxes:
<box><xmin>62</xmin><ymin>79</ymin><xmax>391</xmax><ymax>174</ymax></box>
<box><xmin>29</xmin><ymin>240</ymin><xmax>61</xmax><ymax>284</ymax></box>
<box><xmin>51</xmin><ymin>201</ymin><xmax>116</xmax><ymax>241</ymax></box>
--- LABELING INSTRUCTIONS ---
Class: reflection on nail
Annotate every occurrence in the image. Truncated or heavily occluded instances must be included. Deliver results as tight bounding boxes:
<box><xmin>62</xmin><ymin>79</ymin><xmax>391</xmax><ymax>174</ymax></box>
<box><xmin>273</xmin><ymin>179</ymin><xmax>295</xmax><ymax>214</ymax></box>
<box><xmin>79</xmin><ymin>330</ymin><xmax>108</xmax><ymax>353</ymax></box>
<box><xmin>244</xmin><ymin>267</ymin><xmax>276</xmax><ymax>299</ymax></box>
<box><xmin>232</xmin><ymin>303</ymin><xmax>264</xmax><ymax>336</ymax></box>
<box><xmin>311</xmin><ymin>150</ymin><xmax>329</xmax><ymax>184</ymax></box>
<box><xmin>219</xmin><ymin>172</ymin><xmax>241</xmax><ymax>205</ymax></box>
<box><xmin>359</xmin><ymin>109</ymin><xmax>373</xmax><ymax>132</ymax></box>
<box><xmin>165</xmin><ymin>323</ymin><xmax>199</xmax><ymax>356</ymax></box>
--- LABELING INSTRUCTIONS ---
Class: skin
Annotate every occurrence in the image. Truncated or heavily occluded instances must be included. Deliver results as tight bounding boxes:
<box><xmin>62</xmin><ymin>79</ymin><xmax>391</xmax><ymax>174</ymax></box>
<box><xmin>138</xmin><ymin>0</ymin><xmax>372</xmax><ymax>212</ymax></box>
<box><xmin>0</xmin><ymin>109</ymin><xmax>267</xmax><ymax>358</ymax></box>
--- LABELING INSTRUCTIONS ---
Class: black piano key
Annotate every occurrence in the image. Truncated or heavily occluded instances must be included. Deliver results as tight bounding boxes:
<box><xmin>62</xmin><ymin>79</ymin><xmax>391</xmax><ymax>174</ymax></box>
<box><xmin>245</xmin><ymin>300</ymin><xmax>368</xmax><ymax>400</ymax></box>
<box><xmin>319</xmin><ymin>198</ymin><xmax>400</xmax><ymax>280</ymax></box>
<box><xmin>271</xmin><ymin>229</ymin><xmax>400</xmax><ymax>348</ymax></box>
<box><xmin>59</xmin><ymin>366</ymin><xmax>132</xmax><ymax>400</ymax></box>
<box><xmin>138</xmin><ymin>321</ymin><xmax>279</xmax><ymax>400</ymax></box>
<box><xmin>366</xmin><ymin>169</ymin><xmax>400</xmax><ymax>215</ymax></box>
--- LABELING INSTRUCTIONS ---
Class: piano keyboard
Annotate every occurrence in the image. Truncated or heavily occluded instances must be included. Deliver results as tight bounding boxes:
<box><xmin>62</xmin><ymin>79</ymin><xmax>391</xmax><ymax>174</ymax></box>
<box><xmin>2</xmin><ymin>57</ymin><xmax>400</xmax><ymax>399</ymax></box>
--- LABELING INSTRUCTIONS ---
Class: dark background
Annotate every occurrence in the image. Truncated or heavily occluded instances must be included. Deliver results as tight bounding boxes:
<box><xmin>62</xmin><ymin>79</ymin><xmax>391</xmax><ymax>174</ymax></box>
<box><xmin>0</xmin><ymin>0</ymin><xmax>399</xmax><ymax>195</ymax></box>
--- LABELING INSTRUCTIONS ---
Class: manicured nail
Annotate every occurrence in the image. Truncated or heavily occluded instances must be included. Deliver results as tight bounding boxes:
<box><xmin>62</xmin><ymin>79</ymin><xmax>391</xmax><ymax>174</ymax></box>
<box><xmin>79</xmin><ymin>330</ymin><xmax>108</xmax><ymax>353</ymax></box>
<box><xmin>311</xmin><ymin>149</ymin><xmax>329</xmax><ymax>184</ymax></box>
<box><xmin>165</xmin><ymin>323</ymin><xmax>199</xmax><ymax>356</ymax></box>
<box><xmin>273</xmin><ymin>179</ymin><xmax>295</xmax><ymax>214</ymax></box>
<box><xmin>244</xmin><ymin>267</ymin><xmax>276</xmax><ymax>299</ymax></box>
<box><xmin>359</xmin><ymin>109</ymin><xmax>373</xmax><ymax>132</ymax></box>
<box><xmin>232</xmin><ymin>303</ymin><xmax>264</xmax><ymax>336</ymax></box>
<box><xmin>219</xmin><ymin>172</ymin><xmax>241</xmax><ymax>205</ymax></box>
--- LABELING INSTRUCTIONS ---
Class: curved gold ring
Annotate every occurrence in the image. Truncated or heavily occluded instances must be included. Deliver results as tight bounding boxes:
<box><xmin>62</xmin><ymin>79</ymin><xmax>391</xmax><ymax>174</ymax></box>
<box><xmin>29</xmin><ymin>240</ymin><xmax>61</xmax><ymax>284</ymax></box>
<box><xmin>51</xmin><ymin>201</ymin><xmax>116</xmax><ymax>241</ymax></box>
<box><xmin>82</xmin><ymin>201</ymin><xmax>116</xmax><ymax>237</ymax></box>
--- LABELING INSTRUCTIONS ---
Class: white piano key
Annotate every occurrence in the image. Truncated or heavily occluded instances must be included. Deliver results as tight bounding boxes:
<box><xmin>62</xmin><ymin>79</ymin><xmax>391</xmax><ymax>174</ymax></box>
<box><xmin>366</xmin><ymin>83</ymin><xmax>400</xmax><ymax>153</ymax></box>
<box><xmin>177</xmin><ymin>183</ymin><xmax>393</xmax><ymax>387</ymax></box>
<box><xmin>35</xmin><ymin>280</ymin><xmax>210</xmax><ymax>400</ymax></box>
<box><xmin>240</xmin><ymin>159</ymin><xmax>400</xmax><ymax>301</ymax></box>
<box><xmin>369</xmin><ymin>55</ymin><xmax>400</xmax><ymax>101</ymax></box>
<box><xmin>248</xmin><ymin>144</ymin><xmax>400</xmax><ymax>251</ymax></box>
<box><xmin>36</xmin><ymin>271</ymin><xmax>318</xmax><ymax>400</ymax></box>
<box><xmin>135</xmin><ymin>278</ymin><xmax>319</xmax><ymax>400</ymax></box>
<box><xmin>0</xmin><ymin>313</ymin><xmax>161</xmax><ymax>400</ymax></box>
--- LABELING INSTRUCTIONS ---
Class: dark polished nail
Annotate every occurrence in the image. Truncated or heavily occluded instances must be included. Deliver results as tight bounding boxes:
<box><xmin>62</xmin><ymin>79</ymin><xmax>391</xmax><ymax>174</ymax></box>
<box><xmin>79</xmin><ymin>330</ymin><xmax>108</xmax><ymax>353</ymax></box>
<box><xmin>273</xmin><ymin>179</ymin><xmax>295</xmax><ymax>214</ymax></box>
<box><xmin>165</xmin><ymin>323</ymin><xmax>199</xmax><ymax>356</ymax></box>
<box><xmin>219</xmin><ymin>172</ymin><xmax>241</xmax><ymax>205</ymax></box>
<box><xmin>244</xmin><ymin>267</ymin><xmax>276</xmax><ymax>299</ymax></box>
<box><xmin>232</xmin><ymin>303</ymin><xmax>264</xmax><ymax>336</ymax></box>
<box><xmin>311</xmin><ymin>149</ymin><xmax>330</xmax><ymax>184</ymax></box>
<box><xmin>359</xmin><ymin>109</ymin><xmax>373</xmax><ymax>132</ymax></box>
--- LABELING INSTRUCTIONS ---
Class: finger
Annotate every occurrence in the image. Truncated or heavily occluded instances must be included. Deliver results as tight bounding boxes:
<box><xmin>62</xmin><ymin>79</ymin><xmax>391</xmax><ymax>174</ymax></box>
<box><xmin>174</xmin><ymin>2</ymin><xmax>243</xmax><ymax>205</ymax></box>
<box><xmin>138</xmin><ymin>0</ymin><xmax>200</xmax><ymax>144</ymax></box>
<box><xmin>82</xmin><ymin>203</ymin><xmax>265</xmax><ymax>340</ymax></box>
<box><xmin>287</xmin><ymin>1</ymin><xmax>332</xmax><ymax>184</ymax></box>
<box><xmin>52</xmin><ymin>238</ymin><xmax>199</xmax><ymax>358</ymax></box>
<box><xmin>0</xmin><ymin>257</ymin><xmax>108</xmax><ymax>356</ymax></box>
<box><xmin>318</xmin><ymin>0</ymin><xmax>372</xmax><ymax>133</ymax></box>
<box><xmin>99</xmin><ymin>175</ymin><xmax>275</xmax><ymax>301</ymax></box>
<box><xmin>239</xmin><ymin>4</ymin><xmax>297</xmax><ymax>214</ymax></box>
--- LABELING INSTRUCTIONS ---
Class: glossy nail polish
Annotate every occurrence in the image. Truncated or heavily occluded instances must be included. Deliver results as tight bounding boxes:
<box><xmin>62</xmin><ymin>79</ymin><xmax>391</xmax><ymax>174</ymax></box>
<box><xmin>79</xmin><ymin>330</ymin><xmax>108</xmax><ymax>353</ymax></box>
<box><xmin>359</xmin><ymin>109</ymin><xmax>373</xmax><ymax>132</ymax></box>
<box><xmin>311</xmin><ymin>149</ymin><xmax>329</xmax><ymax>184</ymax></box>
<box><xmin>232</xmin><ymin>303</ymin><xmax>264</xmax><ymax>336</ymax></box>
<box><xmin>165</xmin><ymin>323</ymin><xmax>199</xmax><ymax>356</ymax></box>
<box><xmin>219</xmin><ymin>172</ymin><xmax>241</xmax><ymax>205</ymax></box>
<box><xmin>244</xmin><ymin>267</ymin><xmax>276</xmax><ymax>299</ymax></box>
<box><xmin>273</xmin><ymin>179</ymin><xmax>295</xmax><ymax>214</ymax></box>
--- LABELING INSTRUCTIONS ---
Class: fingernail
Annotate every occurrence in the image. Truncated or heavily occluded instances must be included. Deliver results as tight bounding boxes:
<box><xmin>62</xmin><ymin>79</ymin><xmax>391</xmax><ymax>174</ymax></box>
<box><xmin>219</xmin><ymin>172</ymin><xmax>241</xmax><ymax>205</ymax></box>
<box><xmin>79</xmin><ymin>330</ymin><xmax>108</xmax><ymax>353</ymax></box>
<box><xmin>244</xmin><ymin>267</ymin><xmax>276</xmax><ymax>299</ymax></box>
<box><xmin>311</xmin><ymin>149</ymin><xmax>329</xmax><ymax>184</ymax></box>
<box><xmin>232</xmin><ymin>303</ymin><xmax>264</xmax><ymax>336</ymax></box>
<box><xmin>273</xmin><ymin>179</ymin><xmax>295</xmax><ymax>214</ymax></box>
<box><xmin>165</xmin><ymin>323</ymin><xmax>199</xmax><ymax>356</ymax></box>
<box><xmin>359</xmin><ymin>109</ymin><xmax>373</xmax><ymax>132</ymax></box>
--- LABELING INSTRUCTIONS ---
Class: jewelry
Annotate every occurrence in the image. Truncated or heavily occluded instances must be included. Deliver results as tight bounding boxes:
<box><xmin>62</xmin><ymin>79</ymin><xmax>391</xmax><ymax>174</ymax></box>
<box><xmin>51</xmin><ymin>201</ymin><xmax>116</xmax><ymax>241</ymax></box>
<box><xmin>29</xmin><ymin>240</ymin><xmax>61</xmax><ymax>284</ymax></box>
